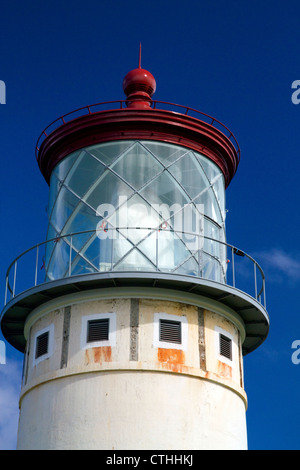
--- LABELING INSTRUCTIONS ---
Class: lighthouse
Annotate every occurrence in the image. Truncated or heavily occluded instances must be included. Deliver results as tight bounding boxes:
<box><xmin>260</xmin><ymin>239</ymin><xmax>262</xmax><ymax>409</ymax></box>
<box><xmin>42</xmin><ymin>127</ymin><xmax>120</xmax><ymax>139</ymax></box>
<box><xmin>1</xmin><ymin>53</ymin><xmax>269</xmax><ymax>450</ymax></box>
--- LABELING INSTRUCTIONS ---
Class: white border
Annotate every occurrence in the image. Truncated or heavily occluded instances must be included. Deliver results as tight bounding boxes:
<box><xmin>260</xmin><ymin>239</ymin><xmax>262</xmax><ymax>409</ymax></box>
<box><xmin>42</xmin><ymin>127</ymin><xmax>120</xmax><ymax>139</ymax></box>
<box><xmin>32</xmin><ymin>324</ymin><xmax>54</xmax><ymax>366</ymax></box>
<box><xmin>153</xmin><ymin>312</ymin><xmax>188</xmax><ymax>351</ymax></box>
<box><xmin>80</xmin><ymin>312</ymin><xmax>116</xmax><ymax>349</ymax></box>
<box><xmin>215</xmin><ymin>326</ymin><xmax>234</xmax><ymax>366</ymax></box>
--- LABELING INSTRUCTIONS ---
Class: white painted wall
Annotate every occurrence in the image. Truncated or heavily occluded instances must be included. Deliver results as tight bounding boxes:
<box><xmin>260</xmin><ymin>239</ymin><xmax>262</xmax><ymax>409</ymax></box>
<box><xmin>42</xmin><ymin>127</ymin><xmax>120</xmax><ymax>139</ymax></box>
<box><xmin>18</xmin><ymin>371</ymin><xmax>247</xmax><ymax>450</ymax></box>
<box><xmin>17</xmin><ymin>292</ymin><xmax>248</xmax><ymax>450</ymax></box>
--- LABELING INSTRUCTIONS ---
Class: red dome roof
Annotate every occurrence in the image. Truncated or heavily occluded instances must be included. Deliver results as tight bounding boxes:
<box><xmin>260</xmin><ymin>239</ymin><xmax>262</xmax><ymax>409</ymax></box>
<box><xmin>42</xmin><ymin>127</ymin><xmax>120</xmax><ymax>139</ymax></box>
<box><xmin>123</xmin><ymin>67</ymin><xmax>156</xmax><ymax>98</ymax></box>
<box><xmin>122</xmin><ymin>45</ymin><xmax>156</xmax><ymax>108</ymax></box>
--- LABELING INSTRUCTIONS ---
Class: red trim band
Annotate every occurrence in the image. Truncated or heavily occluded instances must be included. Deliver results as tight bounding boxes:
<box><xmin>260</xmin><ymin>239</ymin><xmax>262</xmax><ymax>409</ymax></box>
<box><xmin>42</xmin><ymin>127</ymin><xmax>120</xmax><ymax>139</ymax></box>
<box><xmin>37</xmin><ymin>108</ymin><xmax>239</xmax><ymax>187</ymax></box>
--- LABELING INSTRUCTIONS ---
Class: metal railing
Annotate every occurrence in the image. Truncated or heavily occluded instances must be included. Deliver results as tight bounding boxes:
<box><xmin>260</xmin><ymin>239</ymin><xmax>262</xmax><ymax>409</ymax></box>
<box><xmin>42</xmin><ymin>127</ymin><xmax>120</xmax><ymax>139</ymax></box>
<box><xmin>4</xmin><ymin>228</ymin><xmax>266</xmax><ymax>309</ymax></box>
<box><xmin>35</xmin><ymin>100</ymin><xmax>240</xmax><ymax>162</ymax></box>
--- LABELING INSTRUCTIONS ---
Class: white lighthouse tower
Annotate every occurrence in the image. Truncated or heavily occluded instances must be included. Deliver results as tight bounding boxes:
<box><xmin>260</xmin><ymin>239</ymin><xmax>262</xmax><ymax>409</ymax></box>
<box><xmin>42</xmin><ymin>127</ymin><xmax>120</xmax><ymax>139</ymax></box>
<box><xmin>1</xmin><ymin>56</ymin><xmax>269</xmax><ymax>450</ymax></box>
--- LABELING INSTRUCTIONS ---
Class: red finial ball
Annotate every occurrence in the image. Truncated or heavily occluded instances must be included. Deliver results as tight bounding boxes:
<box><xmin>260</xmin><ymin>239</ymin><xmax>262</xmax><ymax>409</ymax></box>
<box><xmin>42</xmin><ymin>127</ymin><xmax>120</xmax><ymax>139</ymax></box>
<box><xmin>123</xmin><ymin>67</ymin><xmax>156</xmax><ymax>109</ymax></box>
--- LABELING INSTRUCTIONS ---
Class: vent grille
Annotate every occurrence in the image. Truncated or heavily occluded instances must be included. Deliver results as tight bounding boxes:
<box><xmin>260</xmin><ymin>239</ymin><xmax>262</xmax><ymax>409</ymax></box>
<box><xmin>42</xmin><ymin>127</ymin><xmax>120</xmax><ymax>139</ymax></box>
<box><xmin>35</xmin><ymin>331</ymin><xmax>49</xmax><ymax>359</ymax></box>
<box><xmin>159</xmin><ymin>319</ymin><xmax>182</xmax><ymax>344</ymax></box>
<box><xmin>87</xmin><ymin>318</ymin><xmax>110</xmax><ymax>343</ymax></box>
<box><xmin>219</xmin><ymin>334</ymin><xmax>232</xmax><ymax>360</ymax></box>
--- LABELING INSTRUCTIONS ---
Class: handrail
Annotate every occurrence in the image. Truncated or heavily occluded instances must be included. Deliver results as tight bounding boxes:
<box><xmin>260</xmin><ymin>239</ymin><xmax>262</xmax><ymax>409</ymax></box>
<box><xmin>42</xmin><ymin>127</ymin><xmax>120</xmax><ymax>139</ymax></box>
<box><xmin>4</xmin><ymin>228</ymin><xmax>265</xmax><ymax>309</ymax></box>
<box><xmin>35</xmin><ymin>100</ymin><xmax>240</xmax><ymax>162</ymax></box>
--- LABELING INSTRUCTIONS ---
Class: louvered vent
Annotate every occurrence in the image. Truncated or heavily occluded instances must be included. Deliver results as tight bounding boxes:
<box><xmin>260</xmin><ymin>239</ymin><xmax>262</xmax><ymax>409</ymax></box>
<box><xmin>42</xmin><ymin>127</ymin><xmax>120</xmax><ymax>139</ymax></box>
<box><xmin>219</xmin><ymin>334</ymin><xmax>232</xmax><ymax>360</ymax></box>
<box><xmin>87</xmin><ymin>318</ymin><xmax>110</xmax><ymax>343</ymax></box>
<box><xmin>159</xmin><ymin>319</ymin><xmax>182</xmax><ymax>344</ymax></box>
<box><xmin>35</xmin><ymin>331</ymin><xmax>49</xmax><ymax>359</ymax></box>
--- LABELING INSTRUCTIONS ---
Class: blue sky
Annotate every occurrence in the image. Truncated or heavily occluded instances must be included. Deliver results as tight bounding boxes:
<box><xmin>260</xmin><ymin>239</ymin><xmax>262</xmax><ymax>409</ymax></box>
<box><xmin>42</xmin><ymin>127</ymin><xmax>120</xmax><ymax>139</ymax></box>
<box><xmin>1</xmin><ymin>0</ymin><xmax>300</xmax><ymax>450</ymax></box>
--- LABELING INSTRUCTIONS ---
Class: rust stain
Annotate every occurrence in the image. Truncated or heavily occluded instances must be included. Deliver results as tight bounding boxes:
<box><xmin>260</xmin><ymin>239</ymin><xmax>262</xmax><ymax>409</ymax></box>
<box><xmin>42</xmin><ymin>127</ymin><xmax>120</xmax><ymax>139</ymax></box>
<box><xmin>217</xmin><ymin>360</ymin><xmax>232</xmax><ymax>379</ymax></box>
<box><xmin>85</xmin><ymin>346</ymin><xmax>112</xmax><ymax>365</ymax></box>
<box><xmin>85</xmin><ymin>348</ymin><xmax>90</xmax><ymax>365</ymax></box>
<box><xmin>157</xmin><ymin>348</ymin><xmax>185</xmax><ymax>373</ymax></box>
<box><xmin>93</xmin><ymin>346</ymin><xmax>112</xmax><ymax>364</ymax></box>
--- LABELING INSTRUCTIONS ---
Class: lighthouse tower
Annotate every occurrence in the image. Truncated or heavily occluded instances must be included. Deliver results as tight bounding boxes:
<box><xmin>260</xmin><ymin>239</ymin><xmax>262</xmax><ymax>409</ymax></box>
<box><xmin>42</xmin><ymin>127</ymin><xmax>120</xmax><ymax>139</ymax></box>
<box><xmin>1</xmin><ymin>54</ymin><xmax>269</xmax><ymax>450</ymax></box>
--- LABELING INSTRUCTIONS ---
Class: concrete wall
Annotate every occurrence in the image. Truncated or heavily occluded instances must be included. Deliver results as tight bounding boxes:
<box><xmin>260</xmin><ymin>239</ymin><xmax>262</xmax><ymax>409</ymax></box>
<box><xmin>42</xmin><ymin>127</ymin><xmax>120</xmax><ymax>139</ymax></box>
<box><xmin>18</xmin><ymin>289</ymin><xmax>248</xmax><ymax>450</ymax></box>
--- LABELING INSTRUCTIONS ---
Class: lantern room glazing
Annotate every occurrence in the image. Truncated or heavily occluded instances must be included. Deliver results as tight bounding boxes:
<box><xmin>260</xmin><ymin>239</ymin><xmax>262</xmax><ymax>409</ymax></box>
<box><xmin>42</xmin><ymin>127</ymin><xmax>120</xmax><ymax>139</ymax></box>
<box><xmin>45</xmin><ymin>140</ymin><xmax>227</xmax><ymax>283</ymax></box>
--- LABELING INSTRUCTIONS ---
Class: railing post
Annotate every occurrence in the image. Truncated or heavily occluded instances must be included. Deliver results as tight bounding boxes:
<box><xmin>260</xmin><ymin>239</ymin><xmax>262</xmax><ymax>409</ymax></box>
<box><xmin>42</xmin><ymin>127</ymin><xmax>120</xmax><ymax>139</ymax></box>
<box><xmin>35</xmin><ymin>245</ymin><xmax>39</xmax><ymax>286</ymax></box>
<box><xmin>156</xmin><ymin>228</ymin><xmax>159</xmax><ymax>270</ymax></box>
<box><xmin>263</xmin><ymin>278</ymin><xmax>267</xmax><ymax>308</ymax></box>
<box><xmin>111</xmin><ymin>233</ymin><xmax>114</xmax><ymax>270</ymax></box>
<box><xmin>198</xmin><ymin>233</ymin><xmax>202</xmax><ymax>277</ymax></box>
<box><xmin>68</xmin><ymin>236</ymin><xmax>73</xmax><ymax>276</ymax></box>
<box><xmin>231</xmin><ymin>247</ymin><xmax>235</xmax><ymax>287</ymax></box>
<box><xmin>13</xmin><ymin>261</ymin><xmax>17</xmax><ymax>297</ymax></box>
<box><xmin>4</xmin><ymin>275</ymin><xmax>8</xmax><ymax>305</ymax></box>
<box><xmin>254</xmin><ymin>262</ymin><xmax>257</xmax><ymax>299</ymax></box>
